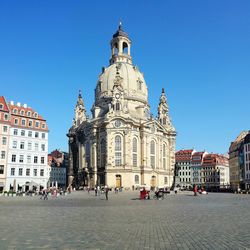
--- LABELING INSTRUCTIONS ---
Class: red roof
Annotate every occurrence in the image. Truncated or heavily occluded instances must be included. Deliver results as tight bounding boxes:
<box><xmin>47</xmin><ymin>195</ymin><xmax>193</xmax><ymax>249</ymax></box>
<box><xmin>175</xmin><ymin>149</ymin><xmax>193</xmax><ymax>162</ymax></box>
<box><xmin>202</xmin><ymin>154</ymin><xmax>229</xmax><ymax>167</ymax></box>
<box><xmin>0</xmin><ymin>96</ymin><xmax>9</xmax><ymax>112</ymax></box>
<box><xmin>191</xmin><ymin>151</ymin><xmax>205</xmax><ymax>163</ymax></box>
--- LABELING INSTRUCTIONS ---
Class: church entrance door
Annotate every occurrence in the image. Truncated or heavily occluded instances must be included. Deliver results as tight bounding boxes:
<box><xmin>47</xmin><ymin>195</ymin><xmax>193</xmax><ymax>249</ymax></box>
<box><xmin>151</xmin><ymin>176</ymin><xmax>156</xmax><ymax>190</ymax></box>
<box><xmin>116</xmin><ymin>175</ymin><xmax>122</xmax><ymax>188</ymax></box>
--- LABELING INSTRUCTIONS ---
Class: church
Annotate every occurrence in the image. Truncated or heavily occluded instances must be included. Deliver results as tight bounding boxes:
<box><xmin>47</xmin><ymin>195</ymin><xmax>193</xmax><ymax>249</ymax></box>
<box><xmin>67</xmin><ymin>24</ymin><xmax>176</xmax><ymax>190</ymax></box>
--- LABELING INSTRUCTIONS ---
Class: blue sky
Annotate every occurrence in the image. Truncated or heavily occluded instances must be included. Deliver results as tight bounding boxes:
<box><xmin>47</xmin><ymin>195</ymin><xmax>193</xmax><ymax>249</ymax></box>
<box><xmin>0</xmin><ymin>1</ymin><xmax>249</xmax><ymax>154</ymax></box>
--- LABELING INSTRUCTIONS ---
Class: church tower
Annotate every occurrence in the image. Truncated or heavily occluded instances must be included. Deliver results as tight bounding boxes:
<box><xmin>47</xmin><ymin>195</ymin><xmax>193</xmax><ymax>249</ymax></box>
<box><xmin>157</xmin><ymin>88</ymin><xmax>173</xmax><ymax>129</ymax></box>
<box><xmin>74</xmin><ymin>90</ymin><xmax>87</xmax><ymax>127</ymax></box>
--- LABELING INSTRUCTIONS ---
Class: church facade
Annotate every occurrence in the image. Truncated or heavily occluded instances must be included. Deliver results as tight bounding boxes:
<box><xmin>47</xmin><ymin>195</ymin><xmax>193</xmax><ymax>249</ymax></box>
<box><xmin>67</xmin><ymin>24</ymin><xmax>176</xmax><ymax>190</ymax></box>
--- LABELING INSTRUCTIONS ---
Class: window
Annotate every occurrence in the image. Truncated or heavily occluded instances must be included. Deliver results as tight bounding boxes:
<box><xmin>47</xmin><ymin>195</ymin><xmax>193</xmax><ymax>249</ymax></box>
<box><xmin>13</xmin><ymin>129</ymin><xmax>18</xmax><ymax>135</ymax></box>
<box><xmin>19</xmin><ymin>155</ymin><xmax>24</xmax><ymax>163</ymax></box>
<box><xmin>20</xmin><ymin>110</ymin><xmax>24</xmax><ymax>116</ymax></box>
<box><xmin>150</xmin><ymin>140</ymin><xmax>156</xmax><ymax>169</ymax></box>
<box><xmin>34</xmin><ymin>156</ymin><xmax>38</xmax><ymax>163</ymax></box>
<box><xmin>33</xmin><ymin>169</ymin><xmax>37</xmax><ymax>176</ymax></box>
<box><xmin>21</xmin><ymin>119</ymin><xmax>26</xmax><ymax>126</ymax></box>
<box><xmin>12</xmin><ymin>154</ymin><xmax>16</xmax><ymax>162</ymax></box>
<box><xmin>135</xmin><ymin>175</ymin><xmax>139</xmax><ymax>184</ymax></box>
<box><xmin>35</xmin><ymin>143</ymin><xmax>38</xmax><ymax>151</ymax></box>
<box><xmin>132</xmin><ymin>137</ymin><xmax>138</xmax><ymax>167</ymax></box>
<box><xmin>164</xmin><ymin>177</ymin><xmax>168</xmax><ymax>185</ymax></box>
<box><xmin>20</xmin><ymin>141</ymin><xmax>25</xmax><ymax>149</ymax></box>
<box><xmin>2</xmin><ymin>137</ymin><xmax>7</xmax><ymax>145</ymax></box>
<box><xmin>21</xmin><ymin>130</ymin><xmax>25</xmax><ymax>136</ymax></box>
<box><xmin>13</xmin><ymin>108</ymin><xmax>17</xmax><ymax>114</ymax></box>
<box><xmin>100</xmin><ymin>139</ymin><xmax>106</xmax><ymax>168</ymax></box>
<box><xmin>41</xmin><ymin>157</ymin><xmax>45</xmax><ymax>164</ymax></box>
<box><xmin>35</xmin><ymin>121</ymin><xmax>39</xmax><ymax>128</ymax></box>
<box><xmin>42</xmin><ymin>133</ymin><xmax>45</xmax><ymax>139</ymax></box>
<box><xmin>115</xmin><ymin>135</ymin><xmax>122</xmax><ymax>166</ymax></box>
<box><xmin>0</xmin><ymin>104</ymin><xmax>3</xmax><ymax>110</ymax></box>
<box><xmin>28</xmin><ymin>131</ymin><xmax>32</xmax><ymax>137</ymax></box>
<box><xmin>26</xmin><ymin>169</ymin><xmax>30</xmax><ymax>176</ymax></box>
<box><xmin>34</xmin><ymin>112</ymin><xmax>38</xmax><ymax>118</ymax></box>
<box><xmin>115</xmin><ymin>102</ymin><xmax>120</xmax><ymax>111</ymax></box>
<box><xmin>1</xmin><ymin>151</ymin><xmax>5</xmax><ymax>159</ymax></box>
<box><xmin>0</xmin><ymin>165</ymin><xmax>4</xmax><ymax>174</ymax></box>
<box><xmin>41</xmin><ymin>144</ymin><xmax>45</xmax><ymax>151</ymax></box>
<box><xmin>28</xmin><ymin>142</ymin><xmax>32</xmax><ymax>150</ymax></box>
<box><xmin>42</xmin><ymin>123</ymin><xmax>46</xmax><ymax>129</ymax></box>
<box><xmin>27</xmin><ymin>155</ymin><xmax>31</xmax><ymax>163</ymax></box>
<box><xmin>4</xmin><ymin>114</ymin><xmax>8</xmax><ymax>120</ymax></box>
<box><xmin>3</xmin><ymin>126</ymin><xmax>7</xmax><ymax>132</ymax></box>
<box><xmin>163</xmin><ymin>144</ymin><xmax>166</xmax><ymax>170</ymax></box>
<box><xmin>14</xmin><ymin>118</ymin><xmax>18</xmax><ymax>125</ymax></box>
<box><xmin>40</xmin><ymin>169</ymin><xmax>44</xmax><ymax>176</ymax></box>
<box><xmin>27</xmin><ymin>111</ymin><xmax>31</xmax><ymax>117</ymax></box>
<box><xmin>137</xmin><ymin>79</ymin><xmax>142</xmax><ymax>90</ymax></box>
<box><xmin>12</xmin><ymin>141</ymin><xmax>17</xmax><ymax>148</ymax></box>
<box><xmin>35</xmin><ymin>132</ymin><xmax>39</xmax><ymax>138</ymax></box>
<box><xmin>28</xmin><ymin>120</ymin><xmax>32</xmax><ymax>127</ymax></box>
<box><xmin>11</xmin><ymin>168</ymin><xmax>15</xmax><ymax>176</ymax></box>
<box><xmin>18</xmin><ymin>168</ymin><xmax>23</xmax><ymax>176</ymax></box>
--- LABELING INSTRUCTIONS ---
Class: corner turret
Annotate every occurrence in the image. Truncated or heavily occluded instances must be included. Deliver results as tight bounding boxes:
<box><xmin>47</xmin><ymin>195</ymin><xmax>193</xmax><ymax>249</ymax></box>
<box><xmin>157</xmin><ymin>88</ymin><xmax>172</xmax><ymax>128</ymax></box>
<box><xmin>74</xmin><ymin>90</ymin><xmax>87</xmax><ymax>126</ymax></box>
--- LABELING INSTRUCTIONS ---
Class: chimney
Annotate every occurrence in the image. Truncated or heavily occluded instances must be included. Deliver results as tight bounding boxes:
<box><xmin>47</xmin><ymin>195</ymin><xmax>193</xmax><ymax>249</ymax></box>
<box><xmin>10</xmin><ymin>101</ymin><xmax>14</xmax><ymax>105</ymax></box>
<box><xmin>17</xmin><ymin>102</ymin><xmax>21</xmax><ymax>107</ymax></box>
<box><xmin>23</xmin><ymin>104</ymin><xmax>27</xmax><ymax>108</ymax></box>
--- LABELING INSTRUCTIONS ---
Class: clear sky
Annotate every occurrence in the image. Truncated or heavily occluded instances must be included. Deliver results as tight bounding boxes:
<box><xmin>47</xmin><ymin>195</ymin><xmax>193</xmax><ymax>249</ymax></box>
<box><xmin>0</xmin><ymin>1</ymin><xmax>249</xmax><ymax>154</ymax></box>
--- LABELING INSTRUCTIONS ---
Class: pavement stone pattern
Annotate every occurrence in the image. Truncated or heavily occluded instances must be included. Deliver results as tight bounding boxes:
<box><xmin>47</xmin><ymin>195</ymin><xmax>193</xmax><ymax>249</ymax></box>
<box><xmin>0</xmin><ymin>191</ymin><xmax>250</xmax><ymax>250</ymax></box>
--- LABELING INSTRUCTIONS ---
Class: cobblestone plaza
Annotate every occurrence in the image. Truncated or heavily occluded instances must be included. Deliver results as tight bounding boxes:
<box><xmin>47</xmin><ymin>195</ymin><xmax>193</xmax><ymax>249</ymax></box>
<box><xmin>0</xmin><ymin>191</ymin><xmax>250</xmax><ymax>250</ymax></box>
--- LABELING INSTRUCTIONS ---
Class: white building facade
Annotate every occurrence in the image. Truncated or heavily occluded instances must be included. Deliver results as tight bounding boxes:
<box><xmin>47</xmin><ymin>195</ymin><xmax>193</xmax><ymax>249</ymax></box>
<box><xmin>67</xmin><ymin>24</ymin><xmax>176</xmax><ymax>190</ymax></box>
<box><xmin>3</xmin><ymin>101</ymin><xmax>49</xmax><ymax>192</ymax></box>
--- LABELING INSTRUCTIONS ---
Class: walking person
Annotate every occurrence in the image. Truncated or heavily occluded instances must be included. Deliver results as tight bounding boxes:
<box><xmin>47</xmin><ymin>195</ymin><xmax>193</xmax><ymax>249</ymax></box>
<box><xmin>94</xmin><ymin>186</ymin><xmax>97</xmax><ymax>196</ymax></box>
<box><xmin>44</xmin><ymin>189</ymin><xmax>48</xmax><ymax>200</ymax></box>
<box><xmin>193</xmin><ymin>184</ymin><xmax>198</xmax><ymax>196</ymax></box>
<box><xmin>105</xmin><ymin>185</ymin><xmax>109</xmax><ymax>200</ymax></box>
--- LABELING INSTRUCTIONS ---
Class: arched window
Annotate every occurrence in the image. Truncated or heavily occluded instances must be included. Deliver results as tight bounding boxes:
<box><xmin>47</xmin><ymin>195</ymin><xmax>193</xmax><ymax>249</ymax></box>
<box><xmin>135</xmin><ymin>175</ymin><xmax>139</xmax><ymax>184</ymax></box>
<box><xmin>114</xmin><ymin>43</ymin><xmax>118</xmax><ymax>55</ymax></box>
<box><xmin>150</xmin><ymin>140</ymin><xmax>155</xmax><ymax>169</ymax></box>
<box><xmin>132</xmin><ymin>137</ymin><xmax>137</xmax><ymax>167</ymax></box>
<box><xmin>115</xmin><ymin>135</ymin><xmax>122</xmax><ymax>166</ymax></box>
<box><xmin>163</xmin><ymin>144</ymin><xmax>166</xmax><ymax>170</ymax></box>
<box><xmin>20</xmin><ymin>110</ymin><xmax>24</xmax><ymax>116</ymax></box>
<box><xmin>115</xmin><ymin>102</ymin><xmax>120</xmax><ymax>111</ymax></box>
<box><xmin>85</xmin><ymin>142</ymin><xmax>90</xmax><ymax>168</ymax></box>
<box><xmin>123</xmin><ymin>42</ymin><xmax>128</xmax><ymax>54</ymax></box>
<box><xmin>137</xmin><ymin>78</ymin><xmax>142</xmax><ymax>90</ymax></box>
<box><xmin>100</xmin><ymin>139</ymin><xmax>106</xmax><ymax>168</ymax></box>
<box><xmin>13</xmin><ymin>108</ymin><xmax>17</xmax><ymax>114</ymax></box>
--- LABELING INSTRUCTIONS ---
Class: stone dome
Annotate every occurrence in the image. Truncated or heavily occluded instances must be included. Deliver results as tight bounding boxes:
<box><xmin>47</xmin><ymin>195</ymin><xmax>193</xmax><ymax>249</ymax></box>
<box><xmin>95</xmin><ymin>62</ymin><xmax>148</xmax><ymax>106</ymax></box>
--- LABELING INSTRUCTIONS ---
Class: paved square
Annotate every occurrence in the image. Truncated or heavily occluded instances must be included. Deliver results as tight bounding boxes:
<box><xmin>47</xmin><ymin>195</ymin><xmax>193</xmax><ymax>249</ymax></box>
<box><xmin>0</xmin><ymin>191</ymin><xmax>250</xmax><ymax>249</ymax></box>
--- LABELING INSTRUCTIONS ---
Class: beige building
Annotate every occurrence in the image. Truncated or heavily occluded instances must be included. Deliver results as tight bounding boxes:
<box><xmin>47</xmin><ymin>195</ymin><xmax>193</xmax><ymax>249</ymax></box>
<box><xmin>229</xmin><ymin>131</ymin><xmax>249</xmax><ymax>191</ymax></box>
<box><xmin>67</xmin><ymin>24</ymin><xmax>176</xmax><ymax>190</ymax></box>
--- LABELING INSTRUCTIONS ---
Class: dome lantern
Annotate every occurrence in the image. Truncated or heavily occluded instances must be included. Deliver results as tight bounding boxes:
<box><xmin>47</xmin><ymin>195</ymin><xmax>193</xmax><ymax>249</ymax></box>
<box><xmin>110</xmin><ymin>22</ymin><xmax>132</xmax><ymax>65</ymax></box>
